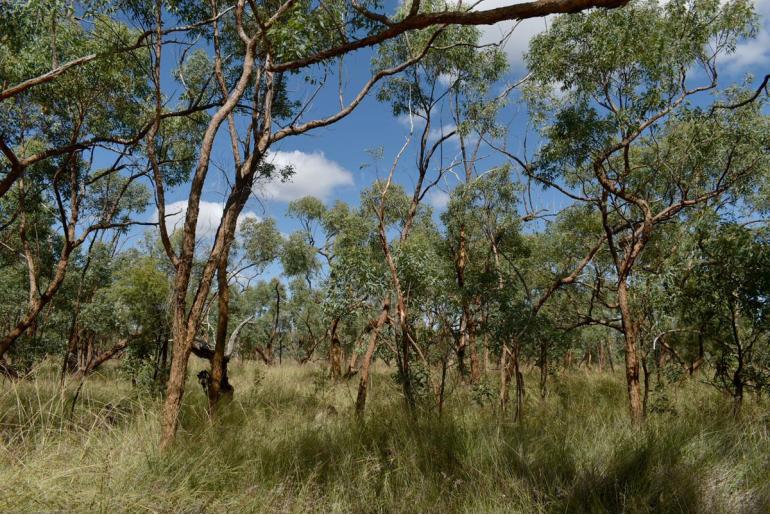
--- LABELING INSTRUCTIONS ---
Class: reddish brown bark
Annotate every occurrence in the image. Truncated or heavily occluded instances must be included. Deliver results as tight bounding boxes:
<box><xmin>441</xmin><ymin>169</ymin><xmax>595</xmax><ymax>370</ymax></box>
<box><xmin>356</xmin><ymin>300</ymin><xmax>390</xmax><ymax>416</ymax></box>
<box><xmin>617</xmin><ymin>279</ymin><xmax>643</xmax><ymax>424</ymax></box>
<box><xmin>329</xmin><ymin>317</ymin><xmax>343</xmax><ymax>379</ymax></box>
<box><xmin>208</xmin><ymin>257</ymin><xmax>231</xmax><ymax>416</ymax></box>
<box><xmin>71</xmin><ymin>338</ymin><xmax>130</xmax><ymax>381</ymax></box>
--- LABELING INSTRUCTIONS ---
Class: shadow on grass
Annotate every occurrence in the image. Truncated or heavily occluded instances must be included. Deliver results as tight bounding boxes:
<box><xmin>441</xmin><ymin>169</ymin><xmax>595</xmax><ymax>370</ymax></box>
<box><xmin>3</xmin><ymin>364</ymin><xmax>769</xmax><ymax>512</ymax></box>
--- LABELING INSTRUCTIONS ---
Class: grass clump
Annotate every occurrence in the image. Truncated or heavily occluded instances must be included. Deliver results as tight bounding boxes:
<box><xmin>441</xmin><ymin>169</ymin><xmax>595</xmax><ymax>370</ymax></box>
<box><xmin>1</xmin><ymin>359</ymin><xmax>769</xmax><ymax>512</ymax></box>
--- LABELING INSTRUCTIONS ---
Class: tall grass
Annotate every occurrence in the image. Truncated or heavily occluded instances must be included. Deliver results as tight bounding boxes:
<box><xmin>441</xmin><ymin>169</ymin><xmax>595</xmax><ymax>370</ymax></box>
<box><xmin>1</xmin><ymin>358</ymin><xmax>769</xmax><ymax>512</ymax></box>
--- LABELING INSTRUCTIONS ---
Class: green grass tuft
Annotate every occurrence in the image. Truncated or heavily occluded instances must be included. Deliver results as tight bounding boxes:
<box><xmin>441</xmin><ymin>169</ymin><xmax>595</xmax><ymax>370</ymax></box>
<box><xmin>1</xmin><ymin>359</ymin><xmax>769</xmax><ymax>512</ymax></box>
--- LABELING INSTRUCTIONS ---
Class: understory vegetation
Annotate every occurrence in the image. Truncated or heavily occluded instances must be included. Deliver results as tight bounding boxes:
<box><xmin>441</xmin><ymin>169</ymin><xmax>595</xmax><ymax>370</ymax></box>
<box><xmin>2</xmin><ymin>360</ymin><xmax>769</xmax><ymax>513</ymax></box>
<box><xmin>3</xmin><ymin>0</ymin><xmax>770</xmax><ymax>511</ymax></box>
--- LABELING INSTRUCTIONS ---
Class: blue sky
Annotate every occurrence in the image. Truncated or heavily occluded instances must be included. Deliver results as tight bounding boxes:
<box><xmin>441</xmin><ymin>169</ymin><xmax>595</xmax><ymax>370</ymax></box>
<box><xmin>122</xmin><ymin>0</ymin><xmax>770</xmax><ymax>263</ymax></box>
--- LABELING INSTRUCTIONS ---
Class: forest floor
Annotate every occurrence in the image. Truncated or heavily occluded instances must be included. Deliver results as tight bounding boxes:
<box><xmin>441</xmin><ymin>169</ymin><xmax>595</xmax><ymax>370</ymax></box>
<box><xmin>1</xmin><ymin>358</ymin><xmax>769</xmax><ymax>513</ymax></box>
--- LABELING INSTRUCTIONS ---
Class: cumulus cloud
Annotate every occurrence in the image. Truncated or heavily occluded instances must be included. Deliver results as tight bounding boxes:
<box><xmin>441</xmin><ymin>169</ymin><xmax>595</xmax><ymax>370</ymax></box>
<box><xmin>728</xmin><ymin>31</ymin><xmax>770</xmax><ymax>71</ymax></box>
<box><xmin>154</xmin><ymin>200</ymin><xmax>258</xmax><ymax>238</ymax></box>
<box><xmin>473</xmin><ymin>0</ymin><xmax>552</xmax><ymax>69</ymax></box>
<box><xmin>429</xmin><ymin>123</ymin><xmax>458</xmax><ymax>142</ymax></box>
<box><xmin>438</xmin><ymin>71</ymin><xmax>460</xmax><ymax>87</ymax></box>
<box><xmin>396</xmin><ymin>107</ymin><xmax>434</xmax><ymax>129</ymax></box>
<box><xmin>475</xmin><ymin>0</ymin><xmax>769</xmax><ymax>75</ymax></box>
<box><xmin>427</xmin><ymin>190</ymin><xmax>451</xmax><ymax>211</ymax></box>
<box><xmin>260</xmin><ymin>150</ymin><xmax>354</xmax><ymax>202</ymax></box>
<box><xmin>396</xmin><ymin>114</ymin><xmax>459</xmax><ymax>144</ymax></box>
<box><xmin>726</xmin><ymin>0</ymin><xmax>770</xmax><ymax>72</ymax></box>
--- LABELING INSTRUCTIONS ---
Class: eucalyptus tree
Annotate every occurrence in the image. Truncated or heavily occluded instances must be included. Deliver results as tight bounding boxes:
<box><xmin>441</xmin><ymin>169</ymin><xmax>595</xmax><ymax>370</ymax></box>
<box><xmin>439</xmin><ymin>42</ymin><xmax>511</xmax><ymax>387</ymax></box>
<box><xmin>630</xmin><ymin>219</ymin><xmax>716</xmax><ymax>379</ymax></box>
<box><xmin>285</xmin><ymin>277</ymin><xmax>326</xmax><ymax>363</ymax></box>
<box><xmin>201</xmin><ymin>215</ymin><xmax>282</xmax><ymax>410</ymax></box>
<box><xmin>444</xmin><ymin>154</ymin><xmax>616</xmax><ymax>414</ymax></box>
<box><xmin>367</xmin><ymin>10</ymin><xmax>513</xmax><ymax>405</ymax></box>
<box><xmin>442</xmin><ymin>167</ymin><xmax>588</xmax><ymax>414</ymax></box>
<box><xmin>60</xmin><ymin>242</ymin><xmax>121</xmax><ymax>383</ymax></box>
<box><xmin>2</xmin><ymin>0</ymin><xmax>635</xmax><ymax>447</ymax></box>
<box><xmin>667</xmin><ymin>221</ymin><xmax>770</xmax><ymax>413</ymax></box>
<box><xmin>0</xmin><ymin>1</ymin><xmax>212</xmax><ymax>373</ymax></box>
<box><xmin>0</xmin><ymin>159</ymin><xmax>151</xmax><ymax>373</ymax></box>
<box><xmin>317</xmin><ymin>199</ymin><xmax>391</xmax><ymax>412</ymax></box>
<box><xmin>76</xmin><ymin>248</ymin><xmax>172</xmax><ymax>382</ymax></box>
<box><xmin>315</xmin><ymin>200</ymin><xmax>387</xmax><ymax>378</ymax></box>
<box><xmin>534</xmin><ymin>205</ymin><xmax>623</xmax><ymax>370</ymax></box>
<box><xmin>147</xmin><ymin>0</ymin><xmax>450</xmax><ymax>446</ymax></box>
<box><xmin>232</xmin><ymin>278</ymin><xmax>289</xmax><ymax>364</ymax></box>
<box><xmin>397</xmin><ymin>209</ymin><xmax>457</xmax><ymax>408</ymax></box>
<box><xmin>0</xmin><ymin>195</ymin><xmax>64</xmax><ymax>372</ymax></box>
<box><xmin>525</xmin><ymin>0</ymin><xmax>770</xmax><ymax>423</ymax></box>
<box><xmin>282</xmin><ymin>197</ymin><xmax>343</xmax><ymax>375</ymax></box>
<box><xmin>282</xmin><ymin>195</ymin><xmax>391</xmax><ymax>384</ymax></box>
<box><xmin>444</xmin><ymin>168</ymin><xmax>532</xmax><ymax>412</ymax></box>
<box><xmin>138</xmin><ymin>0</ymin><xmax>633</xmax><ymax>448</ymax></box>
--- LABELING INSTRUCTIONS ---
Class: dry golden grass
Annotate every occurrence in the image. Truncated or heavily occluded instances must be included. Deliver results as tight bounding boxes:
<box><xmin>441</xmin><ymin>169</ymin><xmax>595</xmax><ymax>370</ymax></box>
<box><xmin>1</xmin><ymin>358</ymin><xmax>769</xmax><ymax>512</ymax></box>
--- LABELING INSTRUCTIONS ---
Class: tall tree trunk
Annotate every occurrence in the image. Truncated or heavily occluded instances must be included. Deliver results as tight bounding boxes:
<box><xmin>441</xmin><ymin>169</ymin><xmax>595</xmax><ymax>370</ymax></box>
<box><xmin>399</xmin><ymin>324</ymin><xmax>416</xmax><ymax>411</ymax></box>
<box><xmin>329</xmin><ymin>317</ymin><xmax>342</xmax><ymax>380</ymax></box>
<box><xmin>539</xmin><ymin>340</ymin><xmax>548</xmax><ymax>399</ymax></box>
<box><xmin>456</xmin><ymin>341</ymin><xmax>468</xmax><ymax>379</ymax></box>
<box><xmin>499</xmin><ymin>344</ymin><xmax>511</xmax><ymax>411</ymax></box>
<box><xmin>60</xmin><ymin>327</ymin><xmax>80</xmax><ymax>383</ymax></box>
<box><xmin>438</xmin><ymin>345</ymin><xmax>449</xmax><ymax>414</ymax></box>
<box><xmin>454</xmin><ymin>220</ymin><xmax>471</xmax><ymax>382</ymax></box>
<box><xmin>732</xmin><ymin>371</ymin><xmax>744</xmax><ymax>417</ymax></box>
<box><xmin>617</xmin><ymin>279</ymin><xmax>644</xmax><ymax>425</ymax></box>
<box><xmin>512</xmin><ymin>338</ymin><xmax>524</xmax><ymax>422</ymax></box>
<box><xmin>160</xmin><ymin>314</ymin><xmax>193</xmax><ymax>449</ymax></box>
<box><xmin>482</xmin><ymin>336</ymin><xmax>489</xmax><ymax>375</ymax></box>
<box><xmin>598</xmin><ymin>340</ymin><xmax>606</xmax><ymax>372</ymax></box>
<box><xmin>731</xmin><ymin>311</ymin><xmax>744</xmax><ymax>417</ymax></box>
<box><xmin>157</xmin><ymin>11</ymin><xmax>261</xmax><ymax>447</ymax></box>
<box><xmin>468</xmin><ymin>317</ymin><xmax>480</xmax><ymax>384</ymax></box>
<box><xmin>78</xmin><ymin>334</ymin><xmax>94</xmax><ymax>376</ymax></box>
<box><xmin>160</xmin><ymin>177</ymin><xmax>255</xmax><ymax>449</ymax></box>
<box><xmin>641</xmin><ymin>352</ymin><xmax>650</xmax><ymax>415</ymax></box>
<box><xmin>345</xmin><ymin>350</ymin><xmax>358</xmax><ymax>377</ymax></box>
<box><xmin>356</xmin><ymin>300</ymin><xmax>389</xmax><ymax>416</ymax></box>
<box><xmin>208</xmin><ymin>257</ymin><xmax>230</xmax><ymax>416</ymax></box>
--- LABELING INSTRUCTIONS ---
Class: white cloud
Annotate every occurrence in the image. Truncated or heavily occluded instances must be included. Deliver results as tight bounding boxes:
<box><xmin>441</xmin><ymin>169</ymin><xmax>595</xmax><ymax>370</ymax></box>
<box><xmin>550</xmin><ymin>80</ymin><xmax>572</xmax><ymax>100</ymax></box>
<box><xmin>260</xmin><ymin>150</ymin><xmax>354</xmax><ymax>202</ymax></box>
<box><xmin>154</xmin><ymin>200</ymin><xmax>258</xmax><ymax>238</ymax></box>
<box><xmin>396</xmin><ymin>106</ymin><xmax>433</xmax><ymax>128</ymax></box>
<box><xmin>726</xmin><ymin>0</ymin><xmax>770</xmax><ymax>72</ymax></box>
<box><xmin>427</xmin><ymin>190</ymin><xmax>451</xmax><ymax>210</ymax></box>
<box><xmin>728</xmin><ymin>31</ymin><xmax>770</xmax><ymax>71</ymax></box>
<box><xmin>429</xmin><ymin>123</ymin><xmax>458</xmax><ymax>142</ymax></box>
<box><xmin>473</xmin><ymin>0</ymin><xmax>552</xmax><ymax>69</ymax></box>
<box><xmin>476</xmin><ymin>0</ymin><xmax>770</xmax><ymax>74</ymax></box>
<box><xmin>396</xmin><ymin>115</ymin><xmax>459</xmax><ymax>144</ymax></box>
<box><xmin>438</xmin><ymin>71</ymin><xmax>460</xmax><ymax>87</ymax></box>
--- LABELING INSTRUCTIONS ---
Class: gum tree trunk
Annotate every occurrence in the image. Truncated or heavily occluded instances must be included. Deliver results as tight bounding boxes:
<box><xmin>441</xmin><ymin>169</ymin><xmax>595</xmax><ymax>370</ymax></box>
<box><xmin>356</xmin><ymin>300</ymin><xmax>389</xmax><ymax>415</ymax></box>
<box><xmin>617</xmin><ymin>279</ymin><xmax>644</xmax><ymax>425</ymax></box>
<box><xmin>329</xmin><ymin>317</ymin><xmax>342</xmax><ymax>379</ymax></box>
<box><xmin>208</xmin><ymin>258</ymin><xmax>231</xmax><ymax>416</ymax></box>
